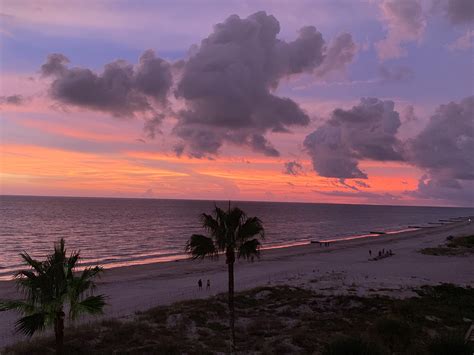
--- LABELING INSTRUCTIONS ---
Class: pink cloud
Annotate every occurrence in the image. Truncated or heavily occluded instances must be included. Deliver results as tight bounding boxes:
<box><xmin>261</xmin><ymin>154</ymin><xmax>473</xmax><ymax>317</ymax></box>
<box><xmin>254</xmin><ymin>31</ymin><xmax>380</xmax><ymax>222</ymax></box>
<box><xmin>375</xmin><ymin>0</ymin><xmax>426</xmax><ymax>61</ymax></box>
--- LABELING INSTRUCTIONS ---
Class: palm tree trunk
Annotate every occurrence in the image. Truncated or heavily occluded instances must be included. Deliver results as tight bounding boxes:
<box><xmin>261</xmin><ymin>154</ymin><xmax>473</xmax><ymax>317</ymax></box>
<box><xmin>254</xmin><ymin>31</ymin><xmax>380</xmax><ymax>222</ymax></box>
<box><xmin>226</xmin><ymin>249</ymin><xmax>236</xmax><ymax>352</ymax></box>
<box><xmin>54</xmin><ymin>311</ymin><xmax>65</xmax><ymax>355</ymax></box>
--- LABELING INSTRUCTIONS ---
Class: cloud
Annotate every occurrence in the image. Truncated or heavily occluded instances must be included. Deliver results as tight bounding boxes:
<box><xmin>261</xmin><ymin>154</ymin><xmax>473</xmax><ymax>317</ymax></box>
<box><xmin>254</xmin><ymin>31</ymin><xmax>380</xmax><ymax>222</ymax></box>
<box><xmin>406</xmin><ymin>96</ymin><xmax>474</xmax><ymax>205</ymax></box>
<box><xmin>406</xmin><ymin>96</ymin><xmax>474</xmax><ymax>180</ymax></box>
<box><xmin>445</xmin><ymin>0</ymin><xmax>474</xmax><ymax>24</ymax></box>
<box><xmin>303</xmin><ymin>98</ymin><xmax>403</xmax><ymax>179</ymax></box>
<box><xmin>38</xmin><ymin>12</ymin><xmax>356</xmax><ymax>158</ymax></box>
<box><xmin>283</xmin><ymin>161</ymin><xmax>303</xmax><ymax>175</ymax></box>
<box><xmin>0</xmin><ymin>94</ymin><xmax>25</xmax><ymax>105</ymax></box>
<box><xmin>336</xmin><ymin>178</ymin><xmax>371</xmax><ymax>191</ymax></box>
<box><xmin>378</xmin><ymin>65</ymin><xmax>415</xmax><ymax>83</ymax></box>
<box><xmin>314</xmin><ymin>32</ymin><xmax>358</xmax><ymax>78</ymax></box>
<box><xmin>174</xmin><ymin>11</ymin><xmax>355</xmax><ymax>157</ymax></box>
<box><xmin>317</xmin><ymin>189</ymin><xmax>398</xmax><ymax>204</ymax></box>
<box><xmin>375</xmin><ymin>0</ymin><xmax>426</xmax><ymax>61</ymax></box>
<box><xmin>41</xmin><ymin>49</ymin><xmax>172</xmax><ymax>122</ymax></box>
<box><xmin>410</xmin><ymin>175</ymin><xmax>474</xmax><ymax>206</ymax></box>
<box><xmin>401</xmin><ymin>105</ymin><xmax>418</xmax><ymax>123</ymax></box>
<box><xmin>447</xmin><ymin>30</ymin><xmax>473</xmax><ymax>51</ymax></box>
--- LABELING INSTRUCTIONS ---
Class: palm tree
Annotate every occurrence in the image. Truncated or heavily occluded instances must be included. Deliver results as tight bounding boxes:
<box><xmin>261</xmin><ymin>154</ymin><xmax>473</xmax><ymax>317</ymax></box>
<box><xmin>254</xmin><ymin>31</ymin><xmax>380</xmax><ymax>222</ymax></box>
<box><xmin>185</xmin><ymin>203</ymin><xmax>264</xmax><ymax>351</ymax></box>
<box><xmin>0</xmin><ymin>239</ymin><xmax>106</xmax><ymax>354</ymax></box>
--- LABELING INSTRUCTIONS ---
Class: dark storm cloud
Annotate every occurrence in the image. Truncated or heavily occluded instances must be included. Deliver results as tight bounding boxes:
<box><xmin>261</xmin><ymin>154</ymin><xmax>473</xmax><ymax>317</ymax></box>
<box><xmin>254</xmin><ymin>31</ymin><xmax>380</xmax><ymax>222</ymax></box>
<box><xmin>174</xmin><ymin>11</ymin><xmax>355</xmax><ymax>157</ymax></box>
<box><xmin>445</xmin><ymin>0</ymin><xmax>474</xmax><ymax>24</ymax></box>
<box><xmin>303</xmin><ymin>98</ymin><xmax>403</xmax><ymax>179</ymax></box>
<box><xmin>41</xmin><ymin>50</ymin><xmax>172</xmax><ymax>119</ymax></box>
<box><xmin>0</xmin><ymin>94</ymin><xmax>25</xmax><ymax>105</ymax></box>
<box><xmin>378</xmin><ymin>65</ymin><xmax>415</xmax><ymax>83</ymax></box>
<box><xmin>283</xmin><ymin>161</ymin><xmax>303</xmax><ymax>175</ymax></box>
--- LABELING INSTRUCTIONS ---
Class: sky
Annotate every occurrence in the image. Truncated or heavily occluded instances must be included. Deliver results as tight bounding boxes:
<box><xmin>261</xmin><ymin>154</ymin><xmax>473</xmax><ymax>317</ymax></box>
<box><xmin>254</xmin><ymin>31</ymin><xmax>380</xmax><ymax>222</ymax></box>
<box><xmin>0</xmin><ymin>0</ymin><xmax>473</xmax><ymax>207</ymax></box>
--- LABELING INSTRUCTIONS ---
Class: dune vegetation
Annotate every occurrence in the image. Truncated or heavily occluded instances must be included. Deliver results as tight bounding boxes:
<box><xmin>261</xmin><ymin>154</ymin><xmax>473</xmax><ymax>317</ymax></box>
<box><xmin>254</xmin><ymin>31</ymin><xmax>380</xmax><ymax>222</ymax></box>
<box><xmin>420</xmin><ymin>234</ymin><xmax>474</xmax><ymax>256</ymax></box>
<box><xmin>3</xmin><ymin>284</ymin><xmax>473</xmax><ymax>354</ymax></box>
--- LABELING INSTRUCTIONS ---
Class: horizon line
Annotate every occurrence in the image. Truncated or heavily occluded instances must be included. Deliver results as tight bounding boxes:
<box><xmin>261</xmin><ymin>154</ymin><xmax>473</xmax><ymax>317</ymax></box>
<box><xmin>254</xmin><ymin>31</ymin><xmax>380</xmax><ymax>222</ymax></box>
<box><xmin>1</xmin><ymin>193</ymin><xmax>473</xmax><ymax>210</ymax></box>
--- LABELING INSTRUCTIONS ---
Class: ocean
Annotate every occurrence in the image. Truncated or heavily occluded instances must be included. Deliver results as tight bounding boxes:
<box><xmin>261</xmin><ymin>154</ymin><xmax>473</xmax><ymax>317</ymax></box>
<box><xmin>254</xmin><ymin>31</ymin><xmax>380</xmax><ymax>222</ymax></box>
<box><xmin>0</xmin><ymin>195</ymin><xmax>472</xmax><ymax>280</ymax></box>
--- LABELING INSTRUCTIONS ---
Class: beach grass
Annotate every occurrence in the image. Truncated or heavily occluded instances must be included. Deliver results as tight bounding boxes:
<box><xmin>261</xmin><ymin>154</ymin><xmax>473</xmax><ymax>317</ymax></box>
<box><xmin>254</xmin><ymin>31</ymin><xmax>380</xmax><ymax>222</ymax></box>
<box><xmin>3</xmin><ymin>284</ymin><xmax>474</xmax><ymax>354</ymax></box>
<box><xmin>420</xmin><ymin>234</ymin><xmax>474</xmax><ymax>256</ymax></box>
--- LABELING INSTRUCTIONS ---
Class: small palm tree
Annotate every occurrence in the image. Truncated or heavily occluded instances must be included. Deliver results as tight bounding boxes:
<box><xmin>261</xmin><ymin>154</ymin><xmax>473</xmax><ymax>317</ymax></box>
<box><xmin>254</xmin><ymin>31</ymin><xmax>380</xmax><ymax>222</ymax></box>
<box><xmin>185</xmin><ymin>203</ymin><xmax>264</xmax><ymax>351</ymax></box>
<box><xmin>0</xmin><ymin>239</ymin><xmax>106</xmax><ymax>354</ymax></box>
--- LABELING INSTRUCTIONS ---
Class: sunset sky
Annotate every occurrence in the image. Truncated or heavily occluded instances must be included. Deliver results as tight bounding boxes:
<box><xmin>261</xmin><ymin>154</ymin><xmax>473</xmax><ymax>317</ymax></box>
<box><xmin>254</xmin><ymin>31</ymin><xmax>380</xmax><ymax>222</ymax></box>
<box><xmin>0</xmin><ymin>0</ymin><xmax>473</xmax><ymax>207</ymax></box>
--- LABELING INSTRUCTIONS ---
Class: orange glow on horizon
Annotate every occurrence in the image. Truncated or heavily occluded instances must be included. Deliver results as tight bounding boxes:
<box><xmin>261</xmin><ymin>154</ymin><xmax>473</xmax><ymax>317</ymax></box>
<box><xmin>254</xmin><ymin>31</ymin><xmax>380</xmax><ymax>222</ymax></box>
<box><xmin>1</xmin><ymin>142</ymin><xmax>422</xmax><ymax>205</ymax></box>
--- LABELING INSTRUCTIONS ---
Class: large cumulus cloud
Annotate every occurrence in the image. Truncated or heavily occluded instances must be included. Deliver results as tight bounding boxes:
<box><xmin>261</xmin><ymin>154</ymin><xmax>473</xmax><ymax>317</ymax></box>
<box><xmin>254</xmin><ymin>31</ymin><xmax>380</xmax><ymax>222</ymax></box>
<box><xmin>39</xmin><ymin>11</ymin><xmax>356</xmax><ymax>157</ymax></box>
<box><xmin>41</xmin><ymin>50</ymin><xmax>172</xmax><ymax>123</ymax></box>
<box><xmin>407</xmin><ymin>96</ymin><xmax>474</xmax><ymax>180</ymax></box>
<box><xmin>303</xmin><ymin>98</ymin><xmax>403</xmax><ymax>179</ymax></box>
<box><xmin>406</xmin><ymin>96</ymin><xmax>474</xmax><ymax>205</ymax></box>
<box><xmin>174</xmin><ymin>11</ymin><xmax>356</xmax><ymax>157</ymax></box>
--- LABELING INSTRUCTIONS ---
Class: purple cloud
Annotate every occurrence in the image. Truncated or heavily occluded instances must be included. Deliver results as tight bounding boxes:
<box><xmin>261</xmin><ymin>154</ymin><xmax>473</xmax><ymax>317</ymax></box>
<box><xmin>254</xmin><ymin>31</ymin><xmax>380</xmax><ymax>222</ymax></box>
<box><xmin>0</xmin><ymin>95</ymin><xmax>25</xmax><ymax>105</ymax></box>
<box><xmin>283</xmin><ymin>161</ymin><xmax>303</xmax><ymax>175</ymax></box>
<box><xmin>303</xmin><ymin>98</ymin><xmax>403</xmax><ymax>179</ymax></box>
<box><xmin>41</xmin><ymin>50</ymin><xmax>172</xmax><ymax>121</ymax></box>
<box><xmin>376</xmin><ymin>0</ymin><xmax>426</xmax><ymax>61</ymax></box>
<box><xmin>445</xmin><ymin>0</ymin><xmax>474</xmax><ymax>24</ymax></box>
<box><xmin>174</xmin><ymin>11</ymin><xmax>355</xmax><ymax>157</ymax></box>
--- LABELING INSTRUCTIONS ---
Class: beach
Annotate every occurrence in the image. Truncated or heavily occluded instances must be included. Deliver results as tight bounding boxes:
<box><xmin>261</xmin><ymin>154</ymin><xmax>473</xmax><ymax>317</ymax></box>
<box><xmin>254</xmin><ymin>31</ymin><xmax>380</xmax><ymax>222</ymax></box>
<box><xmin>1</xmin><ymin>219</ymin><xmax>473</xmax><ymax>348</ymax></box>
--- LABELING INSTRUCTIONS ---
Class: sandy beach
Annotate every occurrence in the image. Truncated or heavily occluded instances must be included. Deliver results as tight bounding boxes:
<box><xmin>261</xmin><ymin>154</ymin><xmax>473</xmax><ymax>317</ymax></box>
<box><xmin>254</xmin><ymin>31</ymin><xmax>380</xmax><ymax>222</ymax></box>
<box><xmin>1</xmin><ymin>219</ymin><xmax>473</xmax><ymax>348</ymax></box>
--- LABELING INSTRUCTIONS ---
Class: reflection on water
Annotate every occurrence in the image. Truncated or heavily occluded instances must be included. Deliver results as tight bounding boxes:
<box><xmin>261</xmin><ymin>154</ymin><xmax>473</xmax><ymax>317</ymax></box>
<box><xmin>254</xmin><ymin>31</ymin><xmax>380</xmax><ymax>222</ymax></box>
<box><xmin>1</xmin><ymin>195</ymin><xmax>472</xmax><ymax>280</ymax></box>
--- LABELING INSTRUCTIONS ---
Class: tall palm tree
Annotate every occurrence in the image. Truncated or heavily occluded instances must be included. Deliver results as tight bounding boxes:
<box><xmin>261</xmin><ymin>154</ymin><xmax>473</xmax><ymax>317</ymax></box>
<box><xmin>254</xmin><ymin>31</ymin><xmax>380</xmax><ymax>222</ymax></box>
<box><xmin>0</xmin><ymin>239</ymin><xmax>106</xmax><ymax>355</ymax></box>
<box><xmin>185</xmin><ymin>203</ymin><xmax>264</xmax><ymax>351</ymax></box>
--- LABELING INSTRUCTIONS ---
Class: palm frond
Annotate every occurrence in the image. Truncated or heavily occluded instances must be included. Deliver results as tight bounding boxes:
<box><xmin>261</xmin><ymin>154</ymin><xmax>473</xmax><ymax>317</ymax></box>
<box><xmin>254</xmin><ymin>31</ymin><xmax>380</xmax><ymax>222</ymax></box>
<box><xmin>68</xmin><ymin>266</ymin><xmax>103</xmax><ymax>304</ymax></box>
<box><xmin>237</xmin><ymin>238</ymin><xmax>261</xmax><ymax>261</ymax></box>
<box><xmin>66</xmin><ymin>251</ymin><xmax>80</xmax><ymax>277</ymax></box>
<box><xmin>238</xmin><ymin>216</ymin><xmax>265</xmax><ymax>242</ymax></box>
<box><xmin>200</xmin><ymin>212</ymin><xmax>219</xmax><ymax>235</ymax></box>
<box><xmin>15</xmin><ymin>312</ymin><xmax>46</xmax><ymax>337</ymax></box>
<box><xmin>69</xmin><ymin>295</ymin><xmax>106</xmax><ymax>320</ymax></box>
<box><xmin>185</xmin><ymin>234</ymin><xmax>218</xmax><ymax>259</ymax></box>
<box><xmin>0</xmin><ymin>300</ymin><xmax>35</xmax><ymax>314</ymax></box>
<box><xmin>19</xmin><ymin>252</ymin><xmax>44</xmax><ymax>274</ymax></box>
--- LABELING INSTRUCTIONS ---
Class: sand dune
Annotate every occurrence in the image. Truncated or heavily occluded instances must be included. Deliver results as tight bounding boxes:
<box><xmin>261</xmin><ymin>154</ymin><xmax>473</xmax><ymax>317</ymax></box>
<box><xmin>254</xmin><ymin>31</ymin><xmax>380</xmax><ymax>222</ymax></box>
<box><xmin>1</xmin><ymin>219</ymin><xmax>473</xmax><ymax>347</ymax></box>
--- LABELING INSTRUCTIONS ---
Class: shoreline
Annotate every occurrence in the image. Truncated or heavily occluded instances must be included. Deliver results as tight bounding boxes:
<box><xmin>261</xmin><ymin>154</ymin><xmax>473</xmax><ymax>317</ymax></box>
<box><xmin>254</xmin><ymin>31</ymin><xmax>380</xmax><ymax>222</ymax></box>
<box><xmin>1</xmin><ymin>217</ymin><xmax>470</xmax><ymax>287</ymax></box>
<box><xmin>1</xmin><ymin>218</ymin><xmax>473</xmax><ymax>347</ymax></box>
<box><xmin>1</xmin><ymin>217</ymin><xmax>472</xmax><ymax>282</ymax></box>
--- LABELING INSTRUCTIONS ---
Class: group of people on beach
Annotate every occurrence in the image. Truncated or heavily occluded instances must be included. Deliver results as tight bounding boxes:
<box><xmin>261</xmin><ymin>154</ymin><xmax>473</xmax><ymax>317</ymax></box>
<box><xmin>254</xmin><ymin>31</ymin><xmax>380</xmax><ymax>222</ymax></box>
<box><xmin>369</xmin><ymin>248</ymin><xmax>394</xmax><ymax>261</ymax></box>
<box><xmin>197</xmin><ymin>278</ymin><xmax>211</xmax><ymax>291</ymax></box>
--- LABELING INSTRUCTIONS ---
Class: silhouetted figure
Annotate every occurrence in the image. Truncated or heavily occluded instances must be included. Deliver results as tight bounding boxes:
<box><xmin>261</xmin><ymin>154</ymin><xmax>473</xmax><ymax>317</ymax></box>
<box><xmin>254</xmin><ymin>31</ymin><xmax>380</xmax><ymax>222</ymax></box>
<box><xmin>206</xmin><ymin>279</ymin><xmax>210</xmax><ymax>290</ymax></box>
<box><xmin>369</xmin><ymin>249</ymin><xmax>372</xmax><ymax>257</ymax></box>
<box><xmin>198</xmin><ymin>279</ymin><xmax>202</xmax><ymax>290</ymax></box>
<box><xmin>378</xmin><ymin>251</ymin><xmax>382</xmax><ymax>257</ymax></box>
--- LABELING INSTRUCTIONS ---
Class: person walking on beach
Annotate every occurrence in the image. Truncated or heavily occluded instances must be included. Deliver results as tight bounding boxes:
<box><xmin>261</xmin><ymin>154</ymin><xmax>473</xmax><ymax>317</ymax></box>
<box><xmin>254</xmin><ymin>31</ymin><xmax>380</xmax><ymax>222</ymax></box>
<box><xmin>206</xmin><ymin>279</ymin><xmax>211</xmax><ymax>291</ymax></box>
<box><xmin>198</xmin><ymin>279</ymin><xmax>202</xmax><ymax>290</ymax></box>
